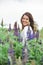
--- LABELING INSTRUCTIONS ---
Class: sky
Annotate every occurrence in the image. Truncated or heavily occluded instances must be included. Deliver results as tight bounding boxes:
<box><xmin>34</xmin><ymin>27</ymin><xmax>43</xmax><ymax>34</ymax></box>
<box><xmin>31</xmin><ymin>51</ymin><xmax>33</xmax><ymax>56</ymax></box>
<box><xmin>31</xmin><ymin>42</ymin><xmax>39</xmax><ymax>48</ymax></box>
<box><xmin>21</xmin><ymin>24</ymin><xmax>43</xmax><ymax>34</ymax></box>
<box><xmin>0</xmin><ymin>0</ymin><xmax>43</xmax><ymax>29</ymax></box>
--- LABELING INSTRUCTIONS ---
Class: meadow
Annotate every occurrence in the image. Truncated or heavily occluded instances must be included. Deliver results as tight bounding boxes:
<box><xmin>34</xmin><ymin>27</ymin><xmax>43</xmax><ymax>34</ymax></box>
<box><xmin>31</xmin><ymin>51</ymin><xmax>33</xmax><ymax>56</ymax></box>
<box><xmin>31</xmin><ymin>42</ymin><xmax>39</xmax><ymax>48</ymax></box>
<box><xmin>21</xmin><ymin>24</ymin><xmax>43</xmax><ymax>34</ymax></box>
<box><xmin>0</xmin><ymin>25</ymin><xmax>43</xmax><ymax>65</ymax></box>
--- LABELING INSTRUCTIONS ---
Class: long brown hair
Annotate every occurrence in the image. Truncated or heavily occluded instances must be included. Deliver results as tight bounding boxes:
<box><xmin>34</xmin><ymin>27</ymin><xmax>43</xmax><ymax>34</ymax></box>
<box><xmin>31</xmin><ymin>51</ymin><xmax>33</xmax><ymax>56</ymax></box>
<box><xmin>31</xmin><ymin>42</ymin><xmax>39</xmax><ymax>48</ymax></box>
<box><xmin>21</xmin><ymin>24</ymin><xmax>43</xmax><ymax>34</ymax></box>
<box><xmin>21</xmin><ymin>12</ymin><xmax>35</xmax><ymax>30</ymax></box>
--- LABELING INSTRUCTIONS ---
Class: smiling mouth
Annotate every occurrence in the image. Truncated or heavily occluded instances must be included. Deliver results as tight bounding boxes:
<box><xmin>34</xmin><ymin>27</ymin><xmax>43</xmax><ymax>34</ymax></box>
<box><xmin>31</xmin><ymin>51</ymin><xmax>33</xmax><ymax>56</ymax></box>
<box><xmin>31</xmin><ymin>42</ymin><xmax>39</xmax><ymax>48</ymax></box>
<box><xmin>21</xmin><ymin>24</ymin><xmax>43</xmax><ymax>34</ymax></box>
<box><xmin>23</xmin><ymin>22</ymin><xmax>28</xmax><ymax>24</ymax></box>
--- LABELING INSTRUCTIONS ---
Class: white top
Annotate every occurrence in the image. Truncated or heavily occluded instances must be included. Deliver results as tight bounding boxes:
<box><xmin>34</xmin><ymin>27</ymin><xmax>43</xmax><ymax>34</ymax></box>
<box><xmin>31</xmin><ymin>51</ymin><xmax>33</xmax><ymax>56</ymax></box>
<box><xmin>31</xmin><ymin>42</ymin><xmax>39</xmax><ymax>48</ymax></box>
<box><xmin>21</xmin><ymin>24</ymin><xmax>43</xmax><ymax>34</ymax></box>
<box><xmin>21</xmin><ymin>26</ymin><xmax>33</xmax><ymax>45</ymax></box>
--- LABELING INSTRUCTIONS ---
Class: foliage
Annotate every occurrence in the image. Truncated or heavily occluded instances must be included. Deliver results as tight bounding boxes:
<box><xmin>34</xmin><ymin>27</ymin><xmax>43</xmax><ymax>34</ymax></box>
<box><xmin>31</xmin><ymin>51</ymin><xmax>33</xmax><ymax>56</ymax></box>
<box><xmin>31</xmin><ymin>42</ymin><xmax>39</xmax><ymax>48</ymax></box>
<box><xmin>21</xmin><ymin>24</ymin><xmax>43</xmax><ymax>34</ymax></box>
<box><xmin>0</xmin><ymin>27</ymin><xmax>43</xmax><ymax>65</ymax></box>
<box><xmin>13</xmin><ymin>36</ymin><xmax>23</xmax><ymax>59</ymax></box>
<box><xmin>27</xmin><ymin>39</ymin><xmax>43</xmax><ymax>65</ymax></box>
<box><xmin>0</xmin><ymin>43</ymin><xmax>9</xmax><ymax>65</ymax></box>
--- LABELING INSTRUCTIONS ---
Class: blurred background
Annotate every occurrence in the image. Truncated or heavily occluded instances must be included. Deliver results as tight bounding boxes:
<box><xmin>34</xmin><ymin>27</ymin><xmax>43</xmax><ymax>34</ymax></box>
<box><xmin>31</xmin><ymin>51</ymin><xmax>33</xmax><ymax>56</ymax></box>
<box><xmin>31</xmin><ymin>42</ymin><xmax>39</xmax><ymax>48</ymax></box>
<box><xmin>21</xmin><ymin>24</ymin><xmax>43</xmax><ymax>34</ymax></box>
<box><xmin>0</xmin><ymin>0</ymin><xmax>43</xmax><ymax>30</ymax></box>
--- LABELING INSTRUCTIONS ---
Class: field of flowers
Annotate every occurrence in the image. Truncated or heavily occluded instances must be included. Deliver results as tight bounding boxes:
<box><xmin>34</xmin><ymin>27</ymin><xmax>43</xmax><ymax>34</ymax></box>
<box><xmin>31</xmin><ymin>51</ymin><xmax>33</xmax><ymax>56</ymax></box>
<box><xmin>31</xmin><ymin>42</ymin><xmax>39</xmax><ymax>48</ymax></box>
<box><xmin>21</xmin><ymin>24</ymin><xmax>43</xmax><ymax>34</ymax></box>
<box><xmin>0</xmin><ymin>21</ymin><xmax>43</xmax><ymax>65</ymax></box>
<box><xmin>0</xmin><ymin>27</ymin><xmax>43</xmax><ymax>65</ymax></box>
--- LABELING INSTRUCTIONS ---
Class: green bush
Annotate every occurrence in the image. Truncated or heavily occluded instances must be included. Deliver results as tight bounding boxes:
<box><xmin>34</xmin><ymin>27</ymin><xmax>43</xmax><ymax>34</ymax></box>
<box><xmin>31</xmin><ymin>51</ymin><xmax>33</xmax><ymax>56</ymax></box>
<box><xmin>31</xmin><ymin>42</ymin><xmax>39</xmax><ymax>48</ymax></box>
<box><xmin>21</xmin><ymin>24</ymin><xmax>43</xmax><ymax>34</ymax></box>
<box><xmin>27</xmin><ymin>39</ymin><xmax>43</xmax><ymax>65</ymax></box>
<box><xmin>0</xmin><ymin>43</ymin><xmax>9</xmax><ymax>65</ymax></box>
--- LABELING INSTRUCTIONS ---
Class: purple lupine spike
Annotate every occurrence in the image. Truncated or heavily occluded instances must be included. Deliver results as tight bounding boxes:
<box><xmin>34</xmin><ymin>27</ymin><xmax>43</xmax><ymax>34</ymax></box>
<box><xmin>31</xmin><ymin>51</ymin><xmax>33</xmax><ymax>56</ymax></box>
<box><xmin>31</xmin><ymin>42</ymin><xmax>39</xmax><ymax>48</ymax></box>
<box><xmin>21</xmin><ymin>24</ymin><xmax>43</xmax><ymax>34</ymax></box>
<box><xmin>33</xmin><ymin>31</ymin><xmax>35</xmax><ymax>38</ymax></box>
<box><xmin>28</xmin><ymin>33</ymin><xmax>34</xmax><ymax>40</ymax></box>
<box><xmin>22</xmin><ymin>40</ymin><xmax>29</xmax><ymax>65</ymax></box>
<box><xmin>27</xmin><ymin>26</ymin><xmax>31</xmax><ymax>40</ymax></box>
<box><xmin>36</xmin><ymin>30</ymin><xmax>39</xmax><ymax>39</ymax></box>
<box><xmin>14</xmin><ymin>22</ymin><xmax>22</xmax><ymax>42</ymax></box>
<box><xmin>13</xmin><ymin>22</ymin><xmax>17</xmax><ymax>30</ymax></box>
<box><xmin>14</xmin><ymin>22</ymin><xmax>18</xmax><ymax>36</ymax></box>
<box><xmin>27</xmin><ymin>29</ymin><xmax>39</xmax><ymax>40</ymax></box>
<box><xmin>8</xmin><ymin>43</ymin><xmax>16</xmax><ymax>65</ymax></box>
<box><xmin>27</xmin><ymin>29</ymin><xmax>36</xmax><ymax>40</ymax></box>
<box><xmin>18</xmin><ymin>25</ymin><xmax>20</xmax><ymax>36</ymax></box>
<box><xmin>17</xmin><ymin>25</ymin><xmax>22</xmax><ymax>42</ymax></box>
<box><xmin>18</xmin><ymin>25</ymin><xmax>20</xmax><ymax>31</ymax></box>
<box><xmin>29</xmin><ymin>31</ymin><xmax>38</xmax><ymax>40</ymax></box>
<box><xmin>8</xmin><ymin>24</ymin><xmax>11</xmax><ymax>31</ymax></box>
<box><xmin>14</xmin><ymin>22</ymin><xmax>23</xmax><ymax>42</ymax></box>
<box><xmin>32</xmin><ymin>30</ymin><xmax>39</xmax><ymax>40</ymax></box>
<box><xmin>14</xmin><ymin>30</ymin><xmax>18</xmax><ymax>36</ymax></box>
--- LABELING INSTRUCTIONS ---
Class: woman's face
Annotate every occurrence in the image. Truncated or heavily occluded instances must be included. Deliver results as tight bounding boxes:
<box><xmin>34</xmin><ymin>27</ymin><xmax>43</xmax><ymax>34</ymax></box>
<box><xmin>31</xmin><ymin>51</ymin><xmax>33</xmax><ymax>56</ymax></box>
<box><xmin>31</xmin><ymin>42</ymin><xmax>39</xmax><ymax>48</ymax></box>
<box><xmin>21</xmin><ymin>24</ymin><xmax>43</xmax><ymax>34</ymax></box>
<box><xmin>21</xmin><ymin>15</ymin><xmax>30</xmax><ymax>27</ymax></box>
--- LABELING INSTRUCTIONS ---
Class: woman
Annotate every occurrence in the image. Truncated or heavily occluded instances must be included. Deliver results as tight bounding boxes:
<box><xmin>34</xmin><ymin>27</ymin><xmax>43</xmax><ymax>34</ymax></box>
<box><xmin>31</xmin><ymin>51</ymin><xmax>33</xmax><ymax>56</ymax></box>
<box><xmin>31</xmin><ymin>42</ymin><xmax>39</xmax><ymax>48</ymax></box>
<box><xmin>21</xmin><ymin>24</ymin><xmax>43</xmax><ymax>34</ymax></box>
<box><xmin>20</xmin><ymin>12</ymin><xmax>35</xmax><ymax>45</ymax></box>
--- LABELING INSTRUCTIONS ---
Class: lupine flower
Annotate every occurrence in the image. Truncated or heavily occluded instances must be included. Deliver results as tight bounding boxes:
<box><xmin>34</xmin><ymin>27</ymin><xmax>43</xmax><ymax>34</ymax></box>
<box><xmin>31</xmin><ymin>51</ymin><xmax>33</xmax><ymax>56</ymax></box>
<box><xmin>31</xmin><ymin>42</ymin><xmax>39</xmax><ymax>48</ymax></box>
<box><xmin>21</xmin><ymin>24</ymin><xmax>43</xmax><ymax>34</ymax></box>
<box><xmin>17</xmin><ymin>25</ymin><xmax>22</xmax><ymax>42</ymax></box>
<box><xmin>27</xmin><ymin>27</ymin><xmax>31</xmax><ymax>37</ymax></box>
<box><xmin>32</xmin><ymin>30</ymin><xmax>39</xmax><ymax>41</ymax></box>
<box><xmin>27</xmin><ymin>26</ymin><xmax>33</xmax><ymax>40</ymax></box>
<box><xmin>14</xmin><ymin>30</ymin><xmax>18</xmax><ymax>36</ymax></box>
<box><xmin>1</xmin><ymin>19</ymin><xmax>4</xmax><ymax>27</ymax></box>
<box><xmin>8</xmin><ymin>24</ymin><xmax>11</xmax><ymax>32</ymax></box>
<box><xmin>18</xmin><ymin>25</ymin><xmax>20</xmax><ymax>36</ymax></box>
<box><xmin>36</xmin><ymin>30</ymin><xmax>39</xmax><ymax>39</ymax></box>
<box><xmin>8</xmin><ymin>43</ymin><xmax>16</xmax><ymax>65</ymax></box>
<box><xmin>29</xmin><ymin>33</ymin><xmax>34</xmax><ymax>40</ymax></box>
<box><xmin>14</xmin><ymin>23</ymin><xmax>22</xmax><ymax>42</ymax></box>
<box><xmin>27</xmin><ymin>29</ymin><xmax>39</xmax><ymax>40</ymax></box>
<box><xmin>33</xmin><ymin>31</ymin><xmax>35</xmax><ymax>38</ymax></box>
<box><xmin>13</xmin><ymin>22</ymin><xmax>17</xmax><ymax>30</ymax></box>
<box><xmin>22</xmin><ymin>40</ymin><xmax>29</xmax><ymax>64</ymax></box>
<box><xmin>14</xmin><ymin>22</ymin><xmax>18</xmax><ymax>36</ymax></box>
<box><xmin>8</xmin><ymin>43</ymin><xmax>14</xmax><ymax>54</ymax></box>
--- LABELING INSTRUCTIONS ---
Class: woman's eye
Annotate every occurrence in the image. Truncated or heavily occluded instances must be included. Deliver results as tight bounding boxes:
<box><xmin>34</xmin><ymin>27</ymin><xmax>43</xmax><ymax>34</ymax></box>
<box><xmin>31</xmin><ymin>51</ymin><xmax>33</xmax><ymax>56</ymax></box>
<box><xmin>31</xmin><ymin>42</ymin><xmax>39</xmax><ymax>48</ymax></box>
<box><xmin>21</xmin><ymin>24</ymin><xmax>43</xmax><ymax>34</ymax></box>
<box><xmin>26</xmin><ymin>18</ymin><xmax>28</xmax><ymax>20</ymax></box>
<box><xmin>23</xmin><ymin>18</ymin><xmax>28</xmax><ymax>20</ymax></box>
<box><xmin>23</xmin><ymin>18</ymin><xmax>25</xmax><ymax>19</ymax></box>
